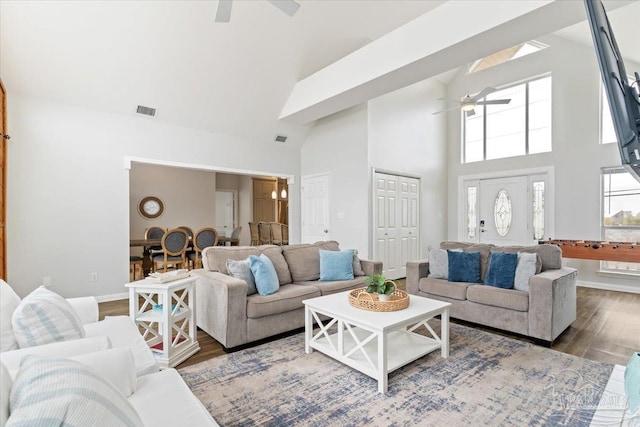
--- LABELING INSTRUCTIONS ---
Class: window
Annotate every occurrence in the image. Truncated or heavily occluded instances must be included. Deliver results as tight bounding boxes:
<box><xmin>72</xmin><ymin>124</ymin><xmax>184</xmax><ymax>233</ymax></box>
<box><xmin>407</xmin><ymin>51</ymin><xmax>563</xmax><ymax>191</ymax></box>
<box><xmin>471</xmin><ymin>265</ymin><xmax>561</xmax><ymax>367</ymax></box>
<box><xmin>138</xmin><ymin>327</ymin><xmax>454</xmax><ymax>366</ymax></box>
<box><xmin>463</xmin><ymin>75</ymin><xmax>552</xmax><ymax>163</ymax></box>
<box><xmin>601</xmin><ymin>76</ymin><xmax>636</xmax><ymax>144</ymax></box>
<box><xmin>602</xmin><ymin>168</ymin><xmax>640</xmax><ymax>273</ymax></box>
<box><xmin>469</xmin><ymin>40</ymin><xmax>548</xmax><ymax>74</ymax></box>
<box><xmin>467</xmin><ymin>186</ymin><xmax>477</xmax><ymax>239</ymax></box>
<box><xmin>532</xmin><ymin>181</ymin><xmax>545</xmax><ymax>240</ymax></box>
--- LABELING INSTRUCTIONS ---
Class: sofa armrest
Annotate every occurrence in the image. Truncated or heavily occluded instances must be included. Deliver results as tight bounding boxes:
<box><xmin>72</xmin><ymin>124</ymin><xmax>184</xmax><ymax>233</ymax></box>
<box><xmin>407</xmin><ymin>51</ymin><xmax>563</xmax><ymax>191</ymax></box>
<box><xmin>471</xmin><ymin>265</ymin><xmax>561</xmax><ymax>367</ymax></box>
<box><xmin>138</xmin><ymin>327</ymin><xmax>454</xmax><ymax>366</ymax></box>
<box><xmin>406</xmin><ymin>259</ymin><xmax>430</xmax><ymax>295</ymax></box>
<box><xmin>360</xmin><ymin>260</ymin><xmax>383</xmax><ymax>277</ymax></box>
<box><xmin>0</xmin><ymin>336</ymin><xmax>111</xmax><ymax>374</ymax></box>
<box><xmin>528</xmin><ymin>267</ymin><xmax>577</xmax><ymax>342</ymax></box>
<box><xmin>66</xmin><ymin>297</ymin><xmax>99</xmax><ymax>324</ymax></box>
<box><xmin>191</xmin><ymin>270</ymin><xmax>248</xmax><ymax>349</ymax></box>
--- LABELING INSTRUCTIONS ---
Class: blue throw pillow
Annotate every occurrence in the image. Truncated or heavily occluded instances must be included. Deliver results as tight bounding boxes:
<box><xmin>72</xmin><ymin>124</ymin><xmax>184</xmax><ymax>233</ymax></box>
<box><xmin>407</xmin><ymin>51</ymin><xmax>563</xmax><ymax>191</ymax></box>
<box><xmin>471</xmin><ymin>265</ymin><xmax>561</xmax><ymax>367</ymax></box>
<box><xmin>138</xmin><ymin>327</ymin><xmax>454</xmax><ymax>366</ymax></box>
<box><xmin>319</xmin><ymin>249</ymin><xmax>354</xmax><ymax>281</ymax></box>
<box><xmin>485</xmin><ymin>252</ymin><xmax>518</xmax><ymax>289</ymax></box>
<box><xmin>447</xmin><ymin>251</ymin><xmax>481</xmax><ymax>283</ymax></box>
<box><xmin>248</xmin><ymin>254</ymin><xmax>279</xmax><ymax>296</ymax></box>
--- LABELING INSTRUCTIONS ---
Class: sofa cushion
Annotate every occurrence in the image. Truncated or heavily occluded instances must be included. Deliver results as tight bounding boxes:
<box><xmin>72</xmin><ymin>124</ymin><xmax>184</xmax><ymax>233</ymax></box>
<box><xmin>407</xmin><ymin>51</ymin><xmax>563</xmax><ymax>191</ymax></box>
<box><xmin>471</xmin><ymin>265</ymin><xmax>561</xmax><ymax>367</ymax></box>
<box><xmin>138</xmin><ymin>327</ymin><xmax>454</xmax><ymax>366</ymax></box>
<box><xmin>12</xmin><ymin>286</ymin><xmax>85</xmax><ymax>349</ymax></box>
<box><xmin>259</xmin><ymin>245</ymin><xmax>293</xmax><ymax>285</ymax></box>
<box><xmin>203</xmin><ymin>246</ymin><xmax>260</xmax><ymax>274</ymax></box>
<box><xmin>246</xmin><ymin>284</ymin><xmax>320</xmax><ymax>319</ymax></box>
<box><xmin>294</xmin><ymin>276</ymin><xmax>368</xmax><ymax>296</ymax></box>
<box><xmin>319</xmin><ymin>249</ymin><xmax>354</xmax><ymax>281</ymax></box>
<box><xmin>8</xmin><ymin>355</ymin><xmax>143</xmax><ymax>427</ymax></box>
<box><xmin>484</xmin><ymin>252</ymin><xmax>518</xmax><ymax>289</ymax></box>
<box><xmin>69</xmin><ymin>347</ymin><xmax>138</xmax><ymax>398</ymax></box>
<box><xmin>248</xmin><ymin>254</ymin><xmax>280</xmax><ymax>296</ymax></box>
<box><xmin>1</xmin><ymin>363</ymin><xmax>10</xmax><ymax>427</ymax></box>
<box><xmin>494</xmin><ymin>245</ymin><xmax>559</xmax><ymax>272</ymax></box>
<box><xmin>441</xmin><ymin>242</ymin><xmax>494</xmax><ymax>281</ymax></box>
<box><xmin>514</xmin><ymin>252</ymin><xmax>538</xmax><ymax>292</ymax></box>
<box><xmin>418</xmin><ymin>277</ymin><xmax>470</xmax><ymax>301</ymax></box>
<box><xmin>227</xmin><ymin>258</ymin><xmax>257</xmax><ymax>295</ymax></box>
<box><xmin>282</xmin><ymin>241</ymin><xmax>340</xmax><ymax>282</ymax></box>
<box><xmin>448</xmin><ymin>251</ymin><xmax>481</xmax><ymax>283</ymax></box>
<box><xmin>1</xmin><ymin>280</ymin><xmax>21</xmax><ymax>352</ymax></box>
<box><xmin>466</xmin><ymin>285</ymin><xmax>529</xmax><ymax>312</ymax></box>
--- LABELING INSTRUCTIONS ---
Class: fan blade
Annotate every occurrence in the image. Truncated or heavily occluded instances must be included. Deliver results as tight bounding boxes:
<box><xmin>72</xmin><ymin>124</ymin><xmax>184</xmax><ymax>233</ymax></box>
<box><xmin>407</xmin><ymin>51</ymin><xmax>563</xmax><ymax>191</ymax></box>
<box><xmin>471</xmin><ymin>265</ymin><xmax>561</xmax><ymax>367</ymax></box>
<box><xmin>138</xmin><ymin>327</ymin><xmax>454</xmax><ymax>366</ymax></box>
<box><xmin>466</xmin><ymin>109</ymin><xmax>476</xmax><ymax>117</ymax></box>
<box><xmin>215</xmin><ymin>0</ymin><xmax>233</xmax><ymax>22</ymax></box>
<box><xmin>268</xmin><ymin>0</ymin><xmax>301</xmax><ymax>17</ymax></box>
<box><xmin>432</xmin><ymin>106</ymin><xmax>462</xmax><ymax>115</ymax></box>
<box><xmin>472</xmin><ymin>87</ymin><xmax>497</xmax><ymax>102</ymax></box>
<box><xmin>477</xmin><ymin>99</ymin><xmax>511</xmax><ymax>105</ymax></box>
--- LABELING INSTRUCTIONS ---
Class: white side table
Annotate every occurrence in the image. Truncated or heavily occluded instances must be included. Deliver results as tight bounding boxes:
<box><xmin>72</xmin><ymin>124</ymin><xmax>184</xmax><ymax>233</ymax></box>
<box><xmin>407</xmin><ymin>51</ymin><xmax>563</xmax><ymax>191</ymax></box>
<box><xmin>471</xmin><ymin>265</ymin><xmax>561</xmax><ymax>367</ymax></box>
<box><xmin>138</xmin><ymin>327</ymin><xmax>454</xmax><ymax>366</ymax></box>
<box><xmin>125</xmin><ymin>276</ymin><xmax>200</xmax><ymax>369</ymax></box>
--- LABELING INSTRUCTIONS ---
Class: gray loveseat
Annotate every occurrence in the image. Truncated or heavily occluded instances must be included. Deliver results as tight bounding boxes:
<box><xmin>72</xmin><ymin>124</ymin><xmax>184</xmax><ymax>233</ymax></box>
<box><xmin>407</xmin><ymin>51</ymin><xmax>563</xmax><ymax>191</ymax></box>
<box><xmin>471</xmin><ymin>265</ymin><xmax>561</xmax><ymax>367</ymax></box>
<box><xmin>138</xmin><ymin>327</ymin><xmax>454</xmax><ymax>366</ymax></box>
<box><xmin>406</xmin><ymin>241</ymin><xmax>577</xmax><ymax>344</ymax></box>
<box><xmin>192</xmin><ymin>241</ymin><xmax>382</xmax><ymax>350</ymax></box>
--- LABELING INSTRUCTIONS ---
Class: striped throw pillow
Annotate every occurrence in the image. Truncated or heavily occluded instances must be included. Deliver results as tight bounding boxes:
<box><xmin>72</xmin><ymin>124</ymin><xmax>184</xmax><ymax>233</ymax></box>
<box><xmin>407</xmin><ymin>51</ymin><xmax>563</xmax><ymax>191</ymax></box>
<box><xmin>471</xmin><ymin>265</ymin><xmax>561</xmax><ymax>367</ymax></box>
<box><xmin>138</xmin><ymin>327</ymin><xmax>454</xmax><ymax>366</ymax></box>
<box><xmin>11</xmin><ymin>286</ymin><xmax>85</xmax><ymax>348</ymax></box>
<box><xmin>7</xmin><ymin>355</ymin><xmax>143</xmax><ymax>427</ymax></box>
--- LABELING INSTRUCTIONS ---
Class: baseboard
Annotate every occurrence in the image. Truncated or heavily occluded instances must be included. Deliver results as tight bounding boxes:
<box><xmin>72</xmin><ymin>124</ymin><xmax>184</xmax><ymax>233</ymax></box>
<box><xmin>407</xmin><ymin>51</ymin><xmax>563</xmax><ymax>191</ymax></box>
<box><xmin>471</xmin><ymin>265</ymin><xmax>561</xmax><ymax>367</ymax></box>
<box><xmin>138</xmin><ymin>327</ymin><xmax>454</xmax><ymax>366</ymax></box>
<box><xmin>577</xmin><ymin>280</ymin><xmax>640</xmax><ymax>295</ymax></box>
<box><xmin>95</xmin><ymin>292</ymin><xmax>128</xmax><ymax>303</ymax></box>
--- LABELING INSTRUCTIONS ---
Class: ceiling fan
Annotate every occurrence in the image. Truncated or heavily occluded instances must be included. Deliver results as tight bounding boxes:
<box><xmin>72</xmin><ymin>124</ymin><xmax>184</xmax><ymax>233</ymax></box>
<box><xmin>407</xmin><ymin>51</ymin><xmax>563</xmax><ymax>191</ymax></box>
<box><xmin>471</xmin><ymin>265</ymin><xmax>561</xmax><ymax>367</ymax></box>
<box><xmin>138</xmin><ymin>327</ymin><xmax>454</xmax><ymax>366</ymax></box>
<box><xmin>215</xmin><ymin>0</ymin><xmax>301</xmax><ymax>23</ymax></box>
<box><xmin>433</xmin><ymin>65</ymin><xmax>511</xmax><ymax>117</ymax></box>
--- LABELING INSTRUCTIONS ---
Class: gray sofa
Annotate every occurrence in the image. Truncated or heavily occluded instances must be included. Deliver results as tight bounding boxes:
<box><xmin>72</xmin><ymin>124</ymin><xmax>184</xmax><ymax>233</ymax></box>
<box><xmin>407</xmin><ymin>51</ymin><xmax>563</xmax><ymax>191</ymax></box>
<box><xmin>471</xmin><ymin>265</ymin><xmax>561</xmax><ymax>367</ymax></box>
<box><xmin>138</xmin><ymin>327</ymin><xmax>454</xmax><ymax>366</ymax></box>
<box><xmin>192</xmin><ymin>241</ymin><xmax>382</xmax><ymax>349</ymax></box>
<box><xmin>406</xmin><ymin>241</ymin><xmax>577</xmax><ymax>344</ymax></box>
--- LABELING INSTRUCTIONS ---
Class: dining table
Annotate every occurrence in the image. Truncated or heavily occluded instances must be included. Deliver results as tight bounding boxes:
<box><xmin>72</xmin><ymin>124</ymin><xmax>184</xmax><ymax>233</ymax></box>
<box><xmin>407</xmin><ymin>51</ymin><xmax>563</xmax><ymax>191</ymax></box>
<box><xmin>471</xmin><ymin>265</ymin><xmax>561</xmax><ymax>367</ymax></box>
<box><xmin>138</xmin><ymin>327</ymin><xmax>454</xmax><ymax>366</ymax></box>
<box><xmin>129</xmin><ymin>238</ymin><xmax>162</xmax><ymax>276</ymax></box>
<box><xmin>218</xmin><ymin>236</ymin><xmax>239</xmax><ymax>246</ymax></box>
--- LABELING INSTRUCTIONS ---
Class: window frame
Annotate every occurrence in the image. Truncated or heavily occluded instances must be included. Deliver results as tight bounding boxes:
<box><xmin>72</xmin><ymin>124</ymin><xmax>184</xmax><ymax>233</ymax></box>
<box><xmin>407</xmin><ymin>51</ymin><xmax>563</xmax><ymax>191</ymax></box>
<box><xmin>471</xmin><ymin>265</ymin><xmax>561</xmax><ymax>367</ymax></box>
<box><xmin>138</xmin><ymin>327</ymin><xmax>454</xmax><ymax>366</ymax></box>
<box><xmin>462</xmin><ymin>74</ymin><xmax>552</xmax><ymax>163</ymax></box>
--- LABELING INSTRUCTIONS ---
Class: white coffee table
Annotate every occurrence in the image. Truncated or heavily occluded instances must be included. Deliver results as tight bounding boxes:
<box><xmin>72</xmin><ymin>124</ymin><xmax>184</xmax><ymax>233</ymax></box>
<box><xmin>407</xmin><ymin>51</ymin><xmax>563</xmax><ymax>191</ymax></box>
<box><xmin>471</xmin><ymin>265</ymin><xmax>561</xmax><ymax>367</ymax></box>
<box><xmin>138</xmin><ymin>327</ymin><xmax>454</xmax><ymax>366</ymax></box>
<box><xmin>303</xmin><ymin>291</ymin><xmax>451</xmax><ymax>393</ymax></box>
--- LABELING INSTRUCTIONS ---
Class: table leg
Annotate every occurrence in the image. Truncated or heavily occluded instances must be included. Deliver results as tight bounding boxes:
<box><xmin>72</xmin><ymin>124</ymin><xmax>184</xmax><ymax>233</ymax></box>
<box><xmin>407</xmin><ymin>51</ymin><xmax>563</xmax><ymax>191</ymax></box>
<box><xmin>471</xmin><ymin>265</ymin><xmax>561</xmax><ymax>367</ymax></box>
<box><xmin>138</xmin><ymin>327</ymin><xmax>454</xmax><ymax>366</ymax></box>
<box><xmin>142</xmin><ymin>246</ymin><xmax>153</xmax><ymax>276</ymax></box>
<box><xmin>441</xmin><ymin>307</ymin><xmax>449</xmax><ymax>358</ymax></box>
<box><xmin>305</xmin><ymin>306</ymin><xmax>312</xmax><ymax>354</ymax></box>
<box><xmin>377</xmin><ymin>332</ymin><xmax>388</xmax><ymax>393</ymax></box>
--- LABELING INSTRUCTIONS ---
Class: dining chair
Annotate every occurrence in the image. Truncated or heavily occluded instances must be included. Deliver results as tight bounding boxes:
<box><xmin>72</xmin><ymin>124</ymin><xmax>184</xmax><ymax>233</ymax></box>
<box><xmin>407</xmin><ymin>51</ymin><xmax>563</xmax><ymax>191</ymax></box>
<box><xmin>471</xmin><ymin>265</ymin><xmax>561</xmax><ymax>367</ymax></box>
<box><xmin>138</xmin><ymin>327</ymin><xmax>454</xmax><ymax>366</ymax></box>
<box><xmin>249</xmin><ymin>222</ymin><xmax>259</xmax><ymax>246</ymax></box>
<box><xmin>151</xmin><ymin>228</ymin><xmax>189</xmax><ymax>272</ymax></box>
<box><xmin>144</xmin><ymin>226</ymin><xmax>166</xmax><ymax>270</ymax></box>
<box><xmin>270</xmin><ymin>223</ymin><xmax>283</xmax><ymax>245</ymax></box>
<box><xmin>282</xmin><ymin>224</ymin><xmax>289</xmax><ymax>245</ymax></box>
<box><xmin>188</xmin><ymin>227</ymin><xmax>219</xmax><ymax>269</ymax></box>
<box><xmin>129</xmin><ymin>256</ymin><xmax>143</xmax><ymax>281</ymax></box>
<box><xmin>178</xmin><ymin>226</ymin><xmax>195</xmax><ymax>263</ymax></box>
<box><xmin>177</xmin><ymin>226</ymin><xmax>194</xmax><ymax>240</ymax></box>
<box><xmin>258</xmin><ymin>222</ymin><xmax>272</xmax><ymax>245</ymax></box>
<box><xmin>230</xmin><ymin>226</ymin><xmax>242</xmax><ymax>246</ymax></box>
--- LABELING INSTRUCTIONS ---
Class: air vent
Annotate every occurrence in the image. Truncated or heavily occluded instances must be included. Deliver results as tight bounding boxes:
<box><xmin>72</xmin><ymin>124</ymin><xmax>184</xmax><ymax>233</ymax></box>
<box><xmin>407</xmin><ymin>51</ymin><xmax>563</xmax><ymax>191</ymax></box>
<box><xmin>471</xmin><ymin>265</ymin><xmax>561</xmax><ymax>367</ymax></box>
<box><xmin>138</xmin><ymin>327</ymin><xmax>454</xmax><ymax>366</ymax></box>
<box><xmin>274</xmin><ymin>135</ymin><xmax>288</xmax><ymax>143</ymax></box>
<box><xmin>136</xmin><ymin>105</ymin><xmax>157</xmax><ymax>118</ymax></box>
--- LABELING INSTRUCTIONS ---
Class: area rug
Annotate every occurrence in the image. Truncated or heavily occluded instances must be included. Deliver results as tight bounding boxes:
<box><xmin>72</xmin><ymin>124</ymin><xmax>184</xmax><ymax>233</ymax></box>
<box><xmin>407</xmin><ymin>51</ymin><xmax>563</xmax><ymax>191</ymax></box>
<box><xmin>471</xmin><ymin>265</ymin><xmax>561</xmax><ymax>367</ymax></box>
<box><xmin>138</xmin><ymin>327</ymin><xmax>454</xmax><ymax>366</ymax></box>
<box><xmin>179</xmin><ymin>322</ymin><xmax>613</xmax><ymax>426</ymax></box>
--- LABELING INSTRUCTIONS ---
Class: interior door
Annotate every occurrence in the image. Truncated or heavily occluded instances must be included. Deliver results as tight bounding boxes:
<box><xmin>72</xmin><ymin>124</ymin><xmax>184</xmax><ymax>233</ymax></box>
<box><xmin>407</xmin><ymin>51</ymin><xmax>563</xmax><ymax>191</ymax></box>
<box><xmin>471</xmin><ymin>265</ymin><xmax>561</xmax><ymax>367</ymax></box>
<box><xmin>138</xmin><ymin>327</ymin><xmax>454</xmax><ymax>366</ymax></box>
<box><xmin>399</xmin><ymin>176</ymin><xmax>419</xmax><ymax>277</ymax></box>
<box><xmin>301</xmin><ymin>174</ymin><xmax>330</xmax><ymax>243</ymax></box>
<box><xmin>374</xmin><ymin>173</ymin><xmax>400</xmax><ymax>279</ymax></box>
<box><xmin>479</xmin><ymin>176</ymin><xmax>529</xmax><ymax>245</ymax></box>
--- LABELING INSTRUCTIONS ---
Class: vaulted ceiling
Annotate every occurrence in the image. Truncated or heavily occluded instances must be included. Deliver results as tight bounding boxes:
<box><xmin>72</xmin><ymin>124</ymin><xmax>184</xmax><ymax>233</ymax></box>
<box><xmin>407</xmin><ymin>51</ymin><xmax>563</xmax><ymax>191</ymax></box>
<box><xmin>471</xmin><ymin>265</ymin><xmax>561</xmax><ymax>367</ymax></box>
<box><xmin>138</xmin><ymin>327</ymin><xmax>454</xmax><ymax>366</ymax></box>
<box><xmin>1</xmin><ymin>0</ymin><xmax>638</xmax><ymax>148</ymax></box>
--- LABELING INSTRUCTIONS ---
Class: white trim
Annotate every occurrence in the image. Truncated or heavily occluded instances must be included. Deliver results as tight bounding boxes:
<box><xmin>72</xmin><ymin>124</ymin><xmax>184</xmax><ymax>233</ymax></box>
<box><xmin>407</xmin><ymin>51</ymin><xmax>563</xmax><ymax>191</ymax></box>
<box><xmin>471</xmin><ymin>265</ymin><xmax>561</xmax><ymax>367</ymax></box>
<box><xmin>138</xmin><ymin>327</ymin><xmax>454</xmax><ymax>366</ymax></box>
<box><xmin>95</xmin><ymin>292</ymin><xmax>128</xmax><ymax>303</ymax></box>
<box><xmin>372</xmin><ymin>167</ymin><xmax>422</xmax><ymax>180</ymax></box>
<box><xmin>596</xmin><ymin>270</ymin><xmax>640</xmax><ymax>279</ymax></box>
<box><xmin>577</xmin><ymin>280</ymin><xmax>640</xmax><ymax>295</ymax></box>
<box><xmin>123</xmin><ymin>155</ymin><xmax>295</xmax><ymax>184</ymax></box>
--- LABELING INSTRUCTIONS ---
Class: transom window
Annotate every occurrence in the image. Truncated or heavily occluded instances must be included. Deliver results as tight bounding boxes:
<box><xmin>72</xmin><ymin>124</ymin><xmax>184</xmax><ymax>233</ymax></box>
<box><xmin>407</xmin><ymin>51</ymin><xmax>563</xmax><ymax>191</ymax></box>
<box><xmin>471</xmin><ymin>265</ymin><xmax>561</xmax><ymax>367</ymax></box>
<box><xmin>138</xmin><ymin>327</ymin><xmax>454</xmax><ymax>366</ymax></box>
<box><xmin>463</xmin><ymin>75</ymin><xmax>552</xmax><ymax>163</ymax></box>
<box><xmin>601</xmin><ymin>167</ymin><xmax>640</xmax><ymax>274</ymax></box>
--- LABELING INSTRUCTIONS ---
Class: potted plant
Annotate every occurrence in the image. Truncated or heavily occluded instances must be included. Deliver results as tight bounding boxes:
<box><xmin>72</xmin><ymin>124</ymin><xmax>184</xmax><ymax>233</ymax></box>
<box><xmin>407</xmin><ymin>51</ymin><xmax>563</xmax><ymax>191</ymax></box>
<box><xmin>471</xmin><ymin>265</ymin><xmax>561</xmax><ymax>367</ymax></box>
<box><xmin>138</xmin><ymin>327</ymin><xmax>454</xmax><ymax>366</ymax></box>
<box><xmin>364</xmin><ymin>274</ymin><xmax>396</xmax><ymax>302</ymax></box>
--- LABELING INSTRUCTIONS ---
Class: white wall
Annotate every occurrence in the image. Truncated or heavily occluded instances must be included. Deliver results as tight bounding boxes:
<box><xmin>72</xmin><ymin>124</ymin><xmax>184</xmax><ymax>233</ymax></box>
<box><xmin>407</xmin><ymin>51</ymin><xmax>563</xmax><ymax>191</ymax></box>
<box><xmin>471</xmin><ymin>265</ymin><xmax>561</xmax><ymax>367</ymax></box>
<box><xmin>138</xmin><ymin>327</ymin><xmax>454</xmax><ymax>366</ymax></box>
<box><xmin>445</xmin><ymin>35</ymin><xmax>640</xmax><ymax>291</ymax></box>
<box><xmin>301</xmin><ymin>105</ymin><xmax>370</xmax><ymax>257</ymax></box>
<box><xmin>368</xmin><ymin>78</ymin><xmax>449</xmax><ymax>258</ymax></box>
<box><xmin>129</xmin><ymin>163</ymin><xmax>217</xmax><ymax>257</ymax></box>
<box><xmin>6</xmin><ymin>94</ymin><xmax>300</xmax><ymax>299</ymax></box>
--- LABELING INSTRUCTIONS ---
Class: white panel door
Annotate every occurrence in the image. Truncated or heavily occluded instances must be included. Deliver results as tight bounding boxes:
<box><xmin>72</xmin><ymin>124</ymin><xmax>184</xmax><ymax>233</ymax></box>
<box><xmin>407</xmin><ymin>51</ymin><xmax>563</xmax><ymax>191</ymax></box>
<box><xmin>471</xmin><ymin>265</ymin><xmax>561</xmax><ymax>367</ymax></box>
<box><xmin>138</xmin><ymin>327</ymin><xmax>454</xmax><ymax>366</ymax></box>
<box><xmin>301</xmin><ymin>174</ymin><xmax>330</xmax><ymax>243</ymax></box>
<box><xmin>479</xmin><ymin>176</ymin><xmax>529</xmax><ymax>245</ymax></box>
<box><xmin>399</xmin><ymin>176</ymin><xmax>420</xmax><ymax>277</ymax></box>
<box><xmin>374</xmin><ymin>172</ymin><xmax>420</xmax><ymax>280</ymax></box>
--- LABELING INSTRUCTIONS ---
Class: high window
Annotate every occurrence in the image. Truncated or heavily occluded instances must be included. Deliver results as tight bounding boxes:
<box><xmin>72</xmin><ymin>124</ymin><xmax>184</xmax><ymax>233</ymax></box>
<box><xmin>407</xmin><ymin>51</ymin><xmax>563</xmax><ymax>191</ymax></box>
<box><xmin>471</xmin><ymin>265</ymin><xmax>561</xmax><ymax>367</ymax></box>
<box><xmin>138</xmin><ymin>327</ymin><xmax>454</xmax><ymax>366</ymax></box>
<box><xmin>463</xmin><ymin>75</ymin><xmax>552</xmax><ymax>163</ymax></box>
<box><xmin>601</xmin><ymin>168</ymin><xmax>640</xmax><ymax>274</ymax></box>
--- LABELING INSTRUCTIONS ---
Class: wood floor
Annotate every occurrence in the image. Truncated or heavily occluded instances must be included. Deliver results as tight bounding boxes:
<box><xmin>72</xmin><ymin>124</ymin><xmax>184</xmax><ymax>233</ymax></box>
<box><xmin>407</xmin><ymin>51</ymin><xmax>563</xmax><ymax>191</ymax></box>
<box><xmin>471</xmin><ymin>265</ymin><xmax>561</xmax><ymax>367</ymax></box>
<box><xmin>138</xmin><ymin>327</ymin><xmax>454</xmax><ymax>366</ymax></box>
<box><xmin>99</xmin><ymin>284</ymin><xmax>640</xmax><ymax>369</ymax></box>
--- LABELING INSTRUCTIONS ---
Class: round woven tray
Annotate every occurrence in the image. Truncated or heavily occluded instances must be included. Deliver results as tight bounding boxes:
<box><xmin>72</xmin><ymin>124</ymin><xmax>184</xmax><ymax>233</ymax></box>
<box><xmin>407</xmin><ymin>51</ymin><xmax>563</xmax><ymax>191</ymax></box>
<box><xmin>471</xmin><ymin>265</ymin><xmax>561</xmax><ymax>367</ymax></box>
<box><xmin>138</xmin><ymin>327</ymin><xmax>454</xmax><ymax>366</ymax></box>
<box><xmin>348</xmin><ymin>288</ymin><xmax>410</xmax><ymax>312</ymax></box>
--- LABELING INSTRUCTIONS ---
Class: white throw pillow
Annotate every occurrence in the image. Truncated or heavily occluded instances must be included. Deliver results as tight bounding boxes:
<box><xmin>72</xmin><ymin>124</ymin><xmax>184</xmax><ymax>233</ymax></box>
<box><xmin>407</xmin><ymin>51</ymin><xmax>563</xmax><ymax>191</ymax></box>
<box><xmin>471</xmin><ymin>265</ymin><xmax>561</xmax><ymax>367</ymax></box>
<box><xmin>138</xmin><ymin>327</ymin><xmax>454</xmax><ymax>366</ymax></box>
<box><xmin>69</xmin><ymin>347</ymin><xmax>137</xmax><ymax>397</ymax></box>
<box><xmin>352</xmin><ymin>249</ymin><xmax>365</xmax><ymax>277</ymax></box>
<box><xmin>0</xmin><ymin>362</ymin><xmax>11</xmax><ymax>426</ymax></box>
<box><xmin>428</xmin><ymin>248</ymin><xmax>449</xmax><ymax>279</ymax></box>
<box><xmin>11</xmin><ymin>286</ymin><xmax>85</xmax><ymax>348</ymax></box>
<box><xmin>7</xmin><ymin>355</ymin><xmax>143</xmax><ymax>427</ymax></box>
<box><xmin>0</xmin><ymin>280</ymin><xmax>21</xmax><ymax>352</ymax></box>
<box><xmin>514</xmin><ymin>252</ymin><xmax>538</xmax><ymax>292</ymax></box>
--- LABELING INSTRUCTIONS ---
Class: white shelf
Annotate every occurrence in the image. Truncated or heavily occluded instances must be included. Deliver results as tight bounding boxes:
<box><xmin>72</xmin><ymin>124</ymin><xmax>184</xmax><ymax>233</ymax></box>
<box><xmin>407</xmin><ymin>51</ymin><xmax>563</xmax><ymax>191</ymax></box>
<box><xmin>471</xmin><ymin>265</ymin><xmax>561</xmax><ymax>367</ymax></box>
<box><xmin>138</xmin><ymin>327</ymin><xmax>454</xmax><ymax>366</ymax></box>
<box><xmin>136</xmin><ymin>308</ymin><xmax>188</xmax><ymax>323</ymax></box>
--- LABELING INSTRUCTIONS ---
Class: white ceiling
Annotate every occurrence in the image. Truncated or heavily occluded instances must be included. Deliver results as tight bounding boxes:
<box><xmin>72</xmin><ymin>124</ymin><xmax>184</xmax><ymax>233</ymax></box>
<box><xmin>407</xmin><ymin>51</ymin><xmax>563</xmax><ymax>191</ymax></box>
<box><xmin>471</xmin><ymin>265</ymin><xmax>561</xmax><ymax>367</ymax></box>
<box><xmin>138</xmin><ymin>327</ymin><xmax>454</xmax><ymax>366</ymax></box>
<box><xmin>1</xmin><ymin>0</ymin><xmax>638</xmax><ymax>147</ymax></box>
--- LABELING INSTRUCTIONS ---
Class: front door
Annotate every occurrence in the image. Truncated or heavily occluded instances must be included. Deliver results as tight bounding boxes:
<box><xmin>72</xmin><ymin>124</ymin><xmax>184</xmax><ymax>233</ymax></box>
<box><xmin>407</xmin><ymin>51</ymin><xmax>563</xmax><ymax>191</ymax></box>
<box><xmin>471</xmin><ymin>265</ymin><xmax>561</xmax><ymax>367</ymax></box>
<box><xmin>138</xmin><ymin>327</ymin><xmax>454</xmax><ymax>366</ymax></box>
<box><xmin>301</xmin><ymin>173</ymin><xmax>330</xmax><ymax>243</ymax></box>
<box><xmin>478</xmin><ymin>176</ymin><xmax>529</xmax><ymax>245</ymax></box>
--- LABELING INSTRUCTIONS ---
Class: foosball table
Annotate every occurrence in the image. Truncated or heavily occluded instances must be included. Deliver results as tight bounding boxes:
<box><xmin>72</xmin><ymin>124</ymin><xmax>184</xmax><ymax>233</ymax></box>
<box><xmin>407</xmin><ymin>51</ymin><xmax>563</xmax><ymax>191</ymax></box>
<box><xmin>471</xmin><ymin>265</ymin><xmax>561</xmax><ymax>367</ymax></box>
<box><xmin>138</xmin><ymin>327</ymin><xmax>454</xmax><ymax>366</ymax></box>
<box><xmin>539</xmin><ymin>239</ymin><xmax>639</xmax><ymax>263</ymax></box>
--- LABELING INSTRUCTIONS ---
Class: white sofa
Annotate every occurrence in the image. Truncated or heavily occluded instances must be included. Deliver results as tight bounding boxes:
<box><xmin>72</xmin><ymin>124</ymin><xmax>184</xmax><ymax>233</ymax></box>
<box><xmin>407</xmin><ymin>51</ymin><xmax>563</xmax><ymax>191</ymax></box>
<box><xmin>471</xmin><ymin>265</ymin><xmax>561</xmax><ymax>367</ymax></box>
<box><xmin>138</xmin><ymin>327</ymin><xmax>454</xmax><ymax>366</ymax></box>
<box><xmin>0</xmin><ymin>280</ymin><xmax>218</xmax><ymax>426</ymax></box>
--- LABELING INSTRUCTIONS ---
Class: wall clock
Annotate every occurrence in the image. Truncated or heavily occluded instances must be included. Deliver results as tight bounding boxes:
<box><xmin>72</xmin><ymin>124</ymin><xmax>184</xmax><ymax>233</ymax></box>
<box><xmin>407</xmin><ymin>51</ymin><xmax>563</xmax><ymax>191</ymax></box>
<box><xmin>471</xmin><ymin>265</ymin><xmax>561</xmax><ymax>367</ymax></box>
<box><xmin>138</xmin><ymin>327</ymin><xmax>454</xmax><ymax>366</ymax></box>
<box><xmin>138</xmin><ymin>196</ymin><xmax>164</xmax><ymax>219</ymax></box>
